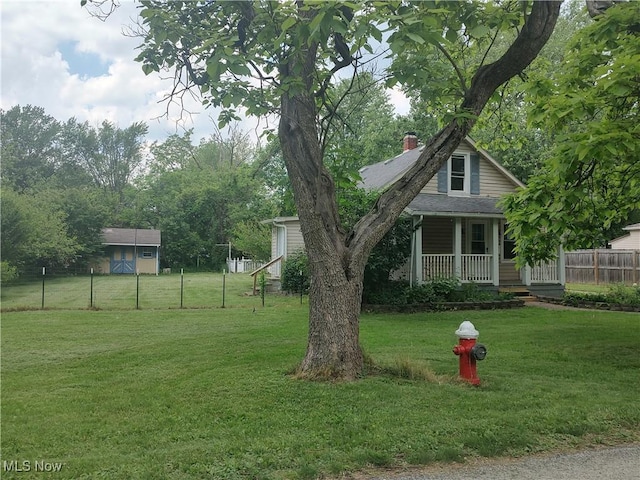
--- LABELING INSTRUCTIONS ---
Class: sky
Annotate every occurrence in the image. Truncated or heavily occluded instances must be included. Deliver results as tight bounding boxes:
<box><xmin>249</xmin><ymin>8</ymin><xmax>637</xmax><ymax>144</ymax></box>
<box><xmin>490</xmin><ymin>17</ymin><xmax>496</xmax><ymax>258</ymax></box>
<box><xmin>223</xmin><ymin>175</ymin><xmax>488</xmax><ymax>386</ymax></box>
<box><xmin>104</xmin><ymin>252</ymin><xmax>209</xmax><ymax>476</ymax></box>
<box><xmin>1</xmin><ymin>0</ymin><xmax>410</xmax><ymax>146</ymax></box>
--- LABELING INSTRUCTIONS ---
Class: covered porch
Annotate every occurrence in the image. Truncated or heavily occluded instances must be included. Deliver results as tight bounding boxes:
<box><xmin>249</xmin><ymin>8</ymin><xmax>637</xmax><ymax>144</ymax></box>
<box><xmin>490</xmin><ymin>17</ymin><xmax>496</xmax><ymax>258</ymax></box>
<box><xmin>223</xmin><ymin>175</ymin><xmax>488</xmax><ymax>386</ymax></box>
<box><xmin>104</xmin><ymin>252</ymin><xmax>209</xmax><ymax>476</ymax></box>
<box><xmin>406</xmin><ymin>195</ymin><xmax>564</xmax><ymax>288</ymax></box>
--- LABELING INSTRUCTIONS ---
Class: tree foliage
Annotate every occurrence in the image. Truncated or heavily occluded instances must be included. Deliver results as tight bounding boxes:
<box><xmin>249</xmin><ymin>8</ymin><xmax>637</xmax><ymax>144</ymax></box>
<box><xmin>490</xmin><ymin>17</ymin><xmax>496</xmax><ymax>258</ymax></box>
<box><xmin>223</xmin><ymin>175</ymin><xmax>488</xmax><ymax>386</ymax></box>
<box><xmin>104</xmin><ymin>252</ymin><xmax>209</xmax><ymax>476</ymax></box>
<box><xmin>502</xmin><ymin>2</ymin><xmax>640</xmax><ymax>267</ymax></box>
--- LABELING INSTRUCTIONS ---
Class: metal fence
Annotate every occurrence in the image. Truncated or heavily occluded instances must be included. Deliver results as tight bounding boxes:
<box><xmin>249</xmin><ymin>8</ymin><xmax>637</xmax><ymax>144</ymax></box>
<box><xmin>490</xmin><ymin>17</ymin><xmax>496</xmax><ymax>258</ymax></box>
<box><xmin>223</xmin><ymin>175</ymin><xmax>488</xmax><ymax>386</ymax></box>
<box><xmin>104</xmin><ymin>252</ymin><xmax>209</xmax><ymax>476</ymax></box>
<box><xmin>565</xmin><ymin>249</ymin><xmax>640</xmax><ymax>285</ymax></box>
<box><xmin>1</xmin><ymin>270</ymin><xmax>265</xmax><ymax>311</ymax></box>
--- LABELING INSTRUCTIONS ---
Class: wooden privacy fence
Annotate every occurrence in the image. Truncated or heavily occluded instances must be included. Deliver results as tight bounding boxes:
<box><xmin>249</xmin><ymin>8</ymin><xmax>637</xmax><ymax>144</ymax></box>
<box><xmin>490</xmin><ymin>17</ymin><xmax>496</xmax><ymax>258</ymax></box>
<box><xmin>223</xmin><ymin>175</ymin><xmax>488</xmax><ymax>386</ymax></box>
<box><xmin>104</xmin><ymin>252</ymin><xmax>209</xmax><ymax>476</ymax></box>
<box><xmin>565</xmin><ymin>249</ymin><xmax>640</xmax><ymax>285</ymax></box>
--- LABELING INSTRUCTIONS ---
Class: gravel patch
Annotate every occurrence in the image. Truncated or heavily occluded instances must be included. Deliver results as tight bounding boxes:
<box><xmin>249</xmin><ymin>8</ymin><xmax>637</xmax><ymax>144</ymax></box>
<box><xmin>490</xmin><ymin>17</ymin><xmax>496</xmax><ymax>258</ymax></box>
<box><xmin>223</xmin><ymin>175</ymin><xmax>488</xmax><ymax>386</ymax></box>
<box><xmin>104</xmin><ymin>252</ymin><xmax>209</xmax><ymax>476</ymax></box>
<box><xmin>361</xmin><ymin>444</ymin><xmax>640</xmax><ymax>480</ymax></box>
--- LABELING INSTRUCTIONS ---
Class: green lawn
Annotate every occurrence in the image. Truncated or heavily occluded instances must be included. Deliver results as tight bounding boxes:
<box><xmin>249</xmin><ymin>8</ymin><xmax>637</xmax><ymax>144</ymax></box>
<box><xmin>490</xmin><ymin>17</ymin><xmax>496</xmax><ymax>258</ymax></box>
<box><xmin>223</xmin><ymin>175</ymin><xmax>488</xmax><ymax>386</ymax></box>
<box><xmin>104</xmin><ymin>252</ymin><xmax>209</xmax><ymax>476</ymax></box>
<box><xmin>566</xmin><ymin>283</ymin><xmax>614</xmax><ymax>294</ymax></box>
<box><xmin>1</xmin><ymin>290</ymin><xmax>639</xmax><ymax>479</ymax></box>
<box><xmin>1</xmin><ymin>273</ymin><xmax>262</xmax><ymax>311</ymax></box>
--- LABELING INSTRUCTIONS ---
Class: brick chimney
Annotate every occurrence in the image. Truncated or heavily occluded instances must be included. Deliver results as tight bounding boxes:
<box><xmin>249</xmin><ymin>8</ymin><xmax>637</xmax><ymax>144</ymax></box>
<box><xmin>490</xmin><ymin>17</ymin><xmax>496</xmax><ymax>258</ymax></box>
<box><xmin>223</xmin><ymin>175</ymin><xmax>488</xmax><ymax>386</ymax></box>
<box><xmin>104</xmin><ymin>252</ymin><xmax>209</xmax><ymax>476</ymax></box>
<box><xmin>403</xmin><ymin>132</ymin><xmax>418</xmax><ymax>152</ymax></box>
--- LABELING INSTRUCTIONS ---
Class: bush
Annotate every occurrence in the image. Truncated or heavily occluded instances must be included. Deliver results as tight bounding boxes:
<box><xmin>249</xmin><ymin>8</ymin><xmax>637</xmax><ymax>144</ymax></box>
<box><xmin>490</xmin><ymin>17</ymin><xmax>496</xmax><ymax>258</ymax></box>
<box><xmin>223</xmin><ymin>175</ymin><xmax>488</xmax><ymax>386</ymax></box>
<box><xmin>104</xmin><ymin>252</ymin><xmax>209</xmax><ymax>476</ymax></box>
<box><xmin>564</xmin><ymin>284</ymin><xmax>640</xmax><ymax>307</ymax></box>
<box><xmin>363</xmin><ymin>277</ymin><xmax>508</xmax><ymax>305</ymax></box>
<box><xmin>281</xmin><ymin>251</ymin><xmax>310</xmax><ymax>294</ymax></box>
<box><xmin>607</xmin><ymin>283</ymin><xmax>640</xmax><ymax>305</ymax></box>
<box><xmin>363</xmin><ymin>281</ymin><xmax>410</xmax><ymax>305</ymax></box>
<box><xmin>1</xmin><ymin>261</ymin><xmax>18</xmax><ymax>284</ymax></box>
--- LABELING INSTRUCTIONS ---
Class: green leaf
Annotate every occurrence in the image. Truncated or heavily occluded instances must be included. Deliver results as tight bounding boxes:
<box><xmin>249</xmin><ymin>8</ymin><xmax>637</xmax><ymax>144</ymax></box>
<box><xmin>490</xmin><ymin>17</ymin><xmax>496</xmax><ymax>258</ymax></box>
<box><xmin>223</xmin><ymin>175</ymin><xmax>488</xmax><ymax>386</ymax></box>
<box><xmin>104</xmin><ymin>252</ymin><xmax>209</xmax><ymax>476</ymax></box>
<box><xmin>228</xmin><ymin>62</ymin><xmax>251</xmax><ymax>76</ymax></box>
<box><xmin>405</xmin><ymin>32</ymin><xmax>425</xmax><ymax>44</ymax></box>
<box><xmin>281</xmin><ymin>16</ymin><xmax>297</xmax><ymax>32</ymax></box>
<box><xmin>468</xmin><ymin>25</ymin><xmax>490</xmax><ymax>38</ymax></box>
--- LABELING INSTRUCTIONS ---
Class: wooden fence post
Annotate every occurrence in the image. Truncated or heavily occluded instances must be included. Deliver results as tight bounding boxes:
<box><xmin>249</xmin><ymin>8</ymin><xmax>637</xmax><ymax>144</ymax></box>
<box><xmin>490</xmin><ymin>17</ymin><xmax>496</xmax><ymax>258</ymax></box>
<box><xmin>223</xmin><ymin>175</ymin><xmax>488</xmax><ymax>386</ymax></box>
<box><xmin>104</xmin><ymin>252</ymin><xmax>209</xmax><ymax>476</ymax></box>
<box><xmin>594</xmin><ymin>250</ymin><xmax>599</xmax><ymax>285</ymax></box>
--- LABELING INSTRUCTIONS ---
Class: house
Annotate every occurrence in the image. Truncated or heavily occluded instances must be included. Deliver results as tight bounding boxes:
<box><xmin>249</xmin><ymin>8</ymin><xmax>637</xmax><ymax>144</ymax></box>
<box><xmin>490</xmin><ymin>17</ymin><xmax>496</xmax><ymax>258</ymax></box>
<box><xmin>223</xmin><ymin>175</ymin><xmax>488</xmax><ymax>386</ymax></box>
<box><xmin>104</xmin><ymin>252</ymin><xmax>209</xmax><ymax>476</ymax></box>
<box><xmin>265</xmin><ymin>134</ymin><xmax>565</xmax><ymax>296</ymax></box>
<box><xmin>262</xmin><ymin>216</ymin><xmax>305</xmax><ymax>278</ymax></box>
<box><xmin>608</xmin><ymin>223</ymin><xmax>640</xmax><ymax>250</ymax></box>
<box><xmin>94</xmin><ymin>228</ymin><xmax>161</xmax><ymax>275</ymax></box>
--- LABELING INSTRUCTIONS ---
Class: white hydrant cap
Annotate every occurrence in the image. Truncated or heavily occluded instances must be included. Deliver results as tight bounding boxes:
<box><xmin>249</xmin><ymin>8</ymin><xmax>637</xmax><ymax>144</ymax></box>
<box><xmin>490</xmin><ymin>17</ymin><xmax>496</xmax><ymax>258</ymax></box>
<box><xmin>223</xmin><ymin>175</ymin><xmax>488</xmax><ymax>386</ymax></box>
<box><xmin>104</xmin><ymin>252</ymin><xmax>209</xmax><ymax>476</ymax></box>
<box><xmin>455</xmin><ymin>321</ymin><xmax>479</xmax><ymax>339</ymax></box>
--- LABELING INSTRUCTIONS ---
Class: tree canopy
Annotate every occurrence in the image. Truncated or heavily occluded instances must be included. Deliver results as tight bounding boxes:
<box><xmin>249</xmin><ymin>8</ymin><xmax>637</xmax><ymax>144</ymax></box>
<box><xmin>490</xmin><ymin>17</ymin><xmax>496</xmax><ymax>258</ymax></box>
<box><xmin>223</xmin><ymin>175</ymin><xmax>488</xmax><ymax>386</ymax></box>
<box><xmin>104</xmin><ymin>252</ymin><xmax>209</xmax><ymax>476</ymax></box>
<box><xmin>501</xmin><ymin>2</ymin><xmax>640</xmax><ymax>267</ymax></box>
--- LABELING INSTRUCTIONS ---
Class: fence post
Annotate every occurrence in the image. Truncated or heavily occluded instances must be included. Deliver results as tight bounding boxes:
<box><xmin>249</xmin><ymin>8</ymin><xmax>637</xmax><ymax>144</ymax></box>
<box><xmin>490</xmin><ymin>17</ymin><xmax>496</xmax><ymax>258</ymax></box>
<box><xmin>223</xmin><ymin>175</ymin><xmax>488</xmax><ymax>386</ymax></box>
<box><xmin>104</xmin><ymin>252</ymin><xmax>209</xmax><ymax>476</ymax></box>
<box><xmin>136</xmin><ymin>271</ymin><xmax>140</xmax><ymax>309</ymax></box>
<box><xmin>594</xmin><ymin>250</ymin><xmax>599</xmax><ymax>284</ymax></box>
<box><xmin>41</xmin><ymin>267</ymin><xmax>46</xmax><ymax>309</ymax></box>
<box><xmin>222</xmin><ymin>269</ymin><xmax>226</xmax><ymax>308</ymax></box>
<box><xmin>90</xmin><ymin>268</ymin><xmax>94</xmax><ymax>308</ymax></box>
<box><xmin>180</xmin><ymin>268</ymin><xmax>184</xmax><ymax>309</ymax></box>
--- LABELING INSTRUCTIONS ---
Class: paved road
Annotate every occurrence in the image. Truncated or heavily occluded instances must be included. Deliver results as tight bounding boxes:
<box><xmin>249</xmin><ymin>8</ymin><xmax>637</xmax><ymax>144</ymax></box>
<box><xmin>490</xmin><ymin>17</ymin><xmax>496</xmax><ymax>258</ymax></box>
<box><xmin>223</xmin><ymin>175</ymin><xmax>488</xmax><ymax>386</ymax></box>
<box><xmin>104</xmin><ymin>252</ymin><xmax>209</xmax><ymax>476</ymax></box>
<box><xmin>364</xmin><ymin>444</ymin><xmax>640</xmax><ymax>480</ymax></box>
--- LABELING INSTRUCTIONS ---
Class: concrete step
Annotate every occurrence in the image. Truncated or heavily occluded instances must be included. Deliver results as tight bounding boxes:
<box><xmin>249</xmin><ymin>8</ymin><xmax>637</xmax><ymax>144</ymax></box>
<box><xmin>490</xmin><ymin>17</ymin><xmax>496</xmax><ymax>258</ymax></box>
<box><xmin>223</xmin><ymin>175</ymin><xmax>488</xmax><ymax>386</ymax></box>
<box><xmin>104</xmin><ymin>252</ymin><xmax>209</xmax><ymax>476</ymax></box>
<box><xmin>499</xmin><ymin>286</ymin><xmax>537</xmax><ymax>302</ymax></box>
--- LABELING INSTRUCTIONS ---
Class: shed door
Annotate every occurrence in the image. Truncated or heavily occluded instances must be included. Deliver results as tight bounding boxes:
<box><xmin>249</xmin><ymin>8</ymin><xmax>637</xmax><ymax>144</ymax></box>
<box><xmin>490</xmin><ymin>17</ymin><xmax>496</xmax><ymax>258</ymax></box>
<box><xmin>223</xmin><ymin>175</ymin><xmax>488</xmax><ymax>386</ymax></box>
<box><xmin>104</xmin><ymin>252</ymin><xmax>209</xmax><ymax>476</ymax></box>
<box><xmin>110</xmin><ymin>247</ymin><xmax>135</xmax><ymax>274</ymax></box>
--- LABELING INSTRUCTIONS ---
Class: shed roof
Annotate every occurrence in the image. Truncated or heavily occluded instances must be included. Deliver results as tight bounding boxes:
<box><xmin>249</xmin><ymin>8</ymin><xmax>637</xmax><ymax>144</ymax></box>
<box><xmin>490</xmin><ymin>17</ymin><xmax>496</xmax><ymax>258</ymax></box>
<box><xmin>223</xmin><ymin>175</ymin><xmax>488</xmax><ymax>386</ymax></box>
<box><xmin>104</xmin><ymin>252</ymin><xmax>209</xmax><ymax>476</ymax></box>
<box><xmin>101</xmin><ymin>228</ymin><xmax>161</xmax><ymax>246</ymax></box>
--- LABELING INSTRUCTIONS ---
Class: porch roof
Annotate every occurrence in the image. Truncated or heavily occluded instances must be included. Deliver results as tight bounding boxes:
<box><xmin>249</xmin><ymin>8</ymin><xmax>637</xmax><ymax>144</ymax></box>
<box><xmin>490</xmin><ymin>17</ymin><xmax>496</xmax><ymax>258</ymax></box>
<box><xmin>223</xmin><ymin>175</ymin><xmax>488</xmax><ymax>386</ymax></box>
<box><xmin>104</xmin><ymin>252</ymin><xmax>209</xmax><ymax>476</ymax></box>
<box><xmin>406</xmin><ymin>193</ymin><xmax>504</xmax><ymax>218</ymax></box>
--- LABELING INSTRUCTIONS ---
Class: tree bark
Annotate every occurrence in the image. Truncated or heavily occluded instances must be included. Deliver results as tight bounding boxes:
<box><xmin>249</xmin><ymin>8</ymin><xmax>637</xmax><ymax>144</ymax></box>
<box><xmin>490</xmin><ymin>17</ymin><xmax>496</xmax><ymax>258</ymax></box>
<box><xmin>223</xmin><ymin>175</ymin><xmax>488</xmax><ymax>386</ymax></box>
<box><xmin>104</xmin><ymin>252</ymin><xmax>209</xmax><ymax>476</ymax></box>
<box><xmin>280</xmin><ymin>1</ymin><xmax>561</xmax><ymax>381</ymax></box>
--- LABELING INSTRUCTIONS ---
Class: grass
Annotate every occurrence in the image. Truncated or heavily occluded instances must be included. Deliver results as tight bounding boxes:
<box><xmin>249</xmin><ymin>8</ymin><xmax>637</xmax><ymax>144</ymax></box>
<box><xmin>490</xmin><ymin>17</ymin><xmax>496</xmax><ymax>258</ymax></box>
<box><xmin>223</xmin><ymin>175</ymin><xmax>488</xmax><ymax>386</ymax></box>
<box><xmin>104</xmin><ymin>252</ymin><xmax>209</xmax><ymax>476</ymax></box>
<box><xmin>1</xmin><ymin>272</ymin><xmax>263</xmax><ymax>311</ymax></box>
<box><xmin>566</xmin><ymin>283</ymin><xmax>617</xmax><ymax>294</ymax></box>
<box><xmin>1</xmin><ymin>278</ymin><xmax>640</xmax><ymax>479</ymax></box>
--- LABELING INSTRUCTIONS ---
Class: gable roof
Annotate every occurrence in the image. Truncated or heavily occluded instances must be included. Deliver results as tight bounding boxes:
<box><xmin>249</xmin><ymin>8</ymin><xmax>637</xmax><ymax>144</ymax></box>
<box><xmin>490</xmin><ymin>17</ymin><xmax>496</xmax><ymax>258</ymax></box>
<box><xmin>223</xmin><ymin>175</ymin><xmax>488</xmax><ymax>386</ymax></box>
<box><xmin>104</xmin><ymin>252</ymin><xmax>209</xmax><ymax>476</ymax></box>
<box><xmin>358</xmin><ymin>136</ymin><xmax>525</xmax><ymax>191</ymax></box>
<box><xmin>101</xmin><ymin>228</ymin><xmax>161</xmax><ymax>247</ymax></box>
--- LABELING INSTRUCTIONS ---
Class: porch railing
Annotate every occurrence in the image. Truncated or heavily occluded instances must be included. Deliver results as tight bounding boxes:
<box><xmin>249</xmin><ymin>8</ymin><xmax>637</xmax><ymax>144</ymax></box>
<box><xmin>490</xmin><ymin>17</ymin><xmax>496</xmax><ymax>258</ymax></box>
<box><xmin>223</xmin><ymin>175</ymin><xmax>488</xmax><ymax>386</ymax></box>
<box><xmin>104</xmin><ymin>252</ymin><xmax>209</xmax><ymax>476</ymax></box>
<box><xmin>423</xmin><ymin>254</ymin><xmax>454</xmax><ymax>280</ymax></box>
<box><xmin>461</xmin><ymin>254</ymin><xmax>492</xmax><ymax>283</ymax></box>
<box><xmin>422</xmin><ymin>254</ymin><xmax>493</xmax><ymax>283</ymax></box>
<box><xmin>529</xmin><ymin>260</ymin><xmax>559</xmax><ymax>284</ymax></box>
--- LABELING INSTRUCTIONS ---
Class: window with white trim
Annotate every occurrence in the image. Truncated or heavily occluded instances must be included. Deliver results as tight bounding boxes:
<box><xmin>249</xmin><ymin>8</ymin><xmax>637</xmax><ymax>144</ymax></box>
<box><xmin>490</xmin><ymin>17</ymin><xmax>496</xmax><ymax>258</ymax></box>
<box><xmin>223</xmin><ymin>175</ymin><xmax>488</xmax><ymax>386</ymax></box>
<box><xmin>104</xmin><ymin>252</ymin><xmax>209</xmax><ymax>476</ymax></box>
<box><xmin>450</xmin><ymin>154</ymin><xmax>467</xmax><ymax>192</ymax></box>
<box><xmin>437</xmin><ymin>152</ymin><xmax>480</xmax><ymax>195</ymax></box>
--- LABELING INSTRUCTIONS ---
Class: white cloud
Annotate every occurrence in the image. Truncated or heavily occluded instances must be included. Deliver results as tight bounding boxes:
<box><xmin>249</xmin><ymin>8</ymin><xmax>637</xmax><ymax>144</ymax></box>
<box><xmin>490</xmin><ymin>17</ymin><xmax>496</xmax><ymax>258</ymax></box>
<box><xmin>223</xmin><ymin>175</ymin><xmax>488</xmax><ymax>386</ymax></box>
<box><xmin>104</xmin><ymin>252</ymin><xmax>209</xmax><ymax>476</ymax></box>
<box><xmin>1</xmin><ymin>0</ymin><xmax>217</xmax><ymax>143</ymax></box>
<box><xmin>1</xmin><ymin>1</ymin><xmax>408</xmax><ymax>147</ymax></box>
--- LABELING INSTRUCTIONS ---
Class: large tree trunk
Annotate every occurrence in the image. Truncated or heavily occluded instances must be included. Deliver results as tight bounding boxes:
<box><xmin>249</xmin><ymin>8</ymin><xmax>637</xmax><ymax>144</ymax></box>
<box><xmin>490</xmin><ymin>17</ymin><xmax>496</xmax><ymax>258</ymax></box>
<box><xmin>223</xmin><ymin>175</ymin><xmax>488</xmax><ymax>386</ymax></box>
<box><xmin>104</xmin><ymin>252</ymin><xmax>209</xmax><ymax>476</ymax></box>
<box><xmin>300</xmin><ymin>256</ymin><xmax>365</xmax><ymax>380</ymax></box>
<box><xmin>279</xmin><ymin>85</ymin><xmax>367</xmax><ymax>380</ymax></box>
<box><xmin>278</xmin><ymin>1</ymin><xmax>561</xmax><ymax>381</ymax></box>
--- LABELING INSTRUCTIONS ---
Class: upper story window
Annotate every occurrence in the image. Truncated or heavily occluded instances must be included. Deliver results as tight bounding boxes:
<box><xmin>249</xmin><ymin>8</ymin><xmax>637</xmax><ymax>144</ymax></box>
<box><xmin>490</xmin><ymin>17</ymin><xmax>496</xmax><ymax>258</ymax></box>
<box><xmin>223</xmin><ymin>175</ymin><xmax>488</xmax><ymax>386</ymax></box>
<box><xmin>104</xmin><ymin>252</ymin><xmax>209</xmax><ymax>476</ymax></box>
<box><xmin>437</xmin><ymin>152</ymin><xmax>480</xmax><ymax>195</ymax></box>
<box><xmin>450</xmin><ymin>154</ymin><xmax>467</xmax><ymax>192</ymax></box>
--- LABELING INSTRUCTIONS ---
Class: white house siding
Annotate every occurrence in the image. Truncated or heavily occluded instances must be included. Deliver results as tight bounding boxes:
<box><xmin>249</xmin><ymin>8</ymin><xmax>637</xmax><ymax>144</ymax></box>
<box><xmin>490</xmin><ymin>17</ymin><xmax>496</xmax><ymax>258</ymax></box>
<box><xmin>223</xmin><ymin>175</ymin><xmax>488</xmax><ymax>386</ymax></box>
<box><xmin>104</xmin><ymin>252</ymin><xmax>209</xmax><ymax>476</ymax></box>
<box><xmin>270</xmin><ymin>218</ymin><xmax>305</xmax><ymax>260</ymax></box>
<box><xmin>609</xmin><ymin>232</ymin><xmax>640</xmax><ymax>250</ymax></box>
<box><xmin>479</xmin><ymin>160</ymin><xmax>516</xmax><ymax>196</ymax></box>
<box><xmin>287</xmin><ymin>220</ymin><xmax>305</xmax><ymax>255</ymax></box>
<box><xmin>421</xmin><ymin>142</ymin><xmax>517</xmax><ymax>197</ymax></box>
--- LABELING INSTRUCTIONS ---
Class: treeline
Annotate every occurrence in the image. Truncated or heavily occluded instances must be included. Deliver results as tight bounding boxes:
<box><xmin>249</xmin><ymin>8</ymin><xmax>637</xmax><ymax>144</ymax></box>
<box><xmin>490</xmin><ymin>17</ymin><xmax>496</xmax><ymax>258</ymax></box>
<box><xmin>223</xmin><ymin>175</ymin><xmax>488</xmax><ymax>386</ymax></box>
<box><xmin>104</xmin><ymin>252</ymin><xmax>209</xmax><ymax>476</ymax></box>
<box><xmin>0</xmin><ymin>106</ymin><xmax>277</xmax><ymax>278</ymax></box>
<box><xmin>0</xmin><ymin>78</ymin><xmax>418</xmax><ymax>280</ymax></box>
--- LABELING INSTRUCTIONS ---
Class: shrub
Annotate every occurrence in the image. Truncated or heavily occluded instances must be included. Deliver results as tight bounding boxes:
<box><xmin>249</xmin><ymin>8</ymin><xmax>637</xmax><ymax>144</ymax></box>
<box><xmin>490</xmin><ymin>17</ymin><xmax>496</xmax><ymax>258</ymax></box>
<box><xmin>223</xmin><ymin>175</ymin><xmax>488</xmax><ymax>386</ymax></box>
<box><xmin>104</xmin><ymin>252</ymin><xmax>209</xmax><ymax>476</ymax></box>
<box><xmin>1</xmin><ymin>261</ymin><xmax>18</xmax><ymax>284</ymax></box>
<box><xmin>363</xmin><ymin>277</ymin><xmax>510</xmax><ymax>305</ymax></box>
<box><xmin>363</xmin><ymin>281</ymin><xmax>409</xmax><ymax>305</ymax></box>
<box><xmin>564</xmin><ymin>284</ymin><xmax>640</xmax><ymax>307</ymax></box>
<box><xmin>607</xmin><ymin>283</ymin><xmax>640</xmax><ymax>305</ymax></box>
<box><xmin>281</xmin><ymin>251</ymin><xmax>310</xmax><ymax>294</ymax></box>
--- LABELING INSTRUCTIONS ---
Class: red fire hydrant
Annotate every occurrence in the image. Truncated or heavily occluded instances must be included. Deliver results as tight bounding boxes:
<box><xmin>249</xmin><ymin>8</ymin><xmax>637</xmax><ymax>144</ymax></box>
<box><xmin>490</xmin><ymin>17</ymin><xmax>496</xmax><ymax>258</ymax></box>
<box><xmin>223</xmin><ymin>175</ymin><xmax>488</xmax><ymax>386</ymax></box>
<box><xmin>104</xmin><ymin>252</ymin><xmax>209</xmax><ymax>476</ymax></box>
<box><xmin>453</xmin><ymin>321</ymin><xmax>487</xmax><ymax>386</ymax></box>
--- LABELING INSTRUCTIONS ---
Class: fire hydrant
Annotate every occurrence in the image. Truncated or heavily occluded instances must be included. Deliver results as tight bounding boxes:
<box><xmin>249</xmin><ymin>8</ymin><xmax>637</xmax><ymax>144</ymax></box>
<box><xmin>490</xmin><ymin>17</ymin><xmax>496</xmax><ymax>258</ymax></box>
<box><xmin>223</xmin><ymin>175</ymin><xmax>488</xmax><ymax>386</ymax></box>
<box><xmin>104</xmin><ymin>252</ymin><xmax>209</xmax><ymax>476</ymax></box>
<box><xmin>453</xmin><ymin>321</ymin><xmax>487</xmax><ymax>385</ymax></box>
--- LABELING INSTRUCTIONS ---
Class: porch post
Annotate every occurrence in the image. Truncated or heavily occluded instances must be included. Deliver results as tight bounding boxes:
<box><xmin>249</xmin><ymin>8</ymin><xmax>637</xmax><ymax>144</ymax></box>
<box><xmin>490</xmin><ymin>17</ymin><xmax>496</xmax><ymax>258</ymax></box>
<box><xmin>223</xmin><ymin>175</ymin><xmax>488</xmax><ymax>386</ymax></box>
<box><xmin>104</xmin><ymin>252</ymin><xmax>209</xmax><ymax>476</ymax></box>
<box><xmin>524</xmin><ymin>264</ymin><xmax>532</xmax><ymax>286</ymax></box>
<box><xmin>492</xmin><ymin>219</ymin><xmax>500</xmax><ymax>286</ymax></box>
<box><xmin>557</xmin><ymin>245</ymin><xmax>566</xmax><ymax>285</ymax></box>
<box><xmin>454</xmin><ymin>218</ymin><xmax>462</xmax><ymax>279</ymax></box>
<box><xmin>413</xmin><ymin>216</ymin><xmax>423</xmax><ymax>285</ymax></box>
